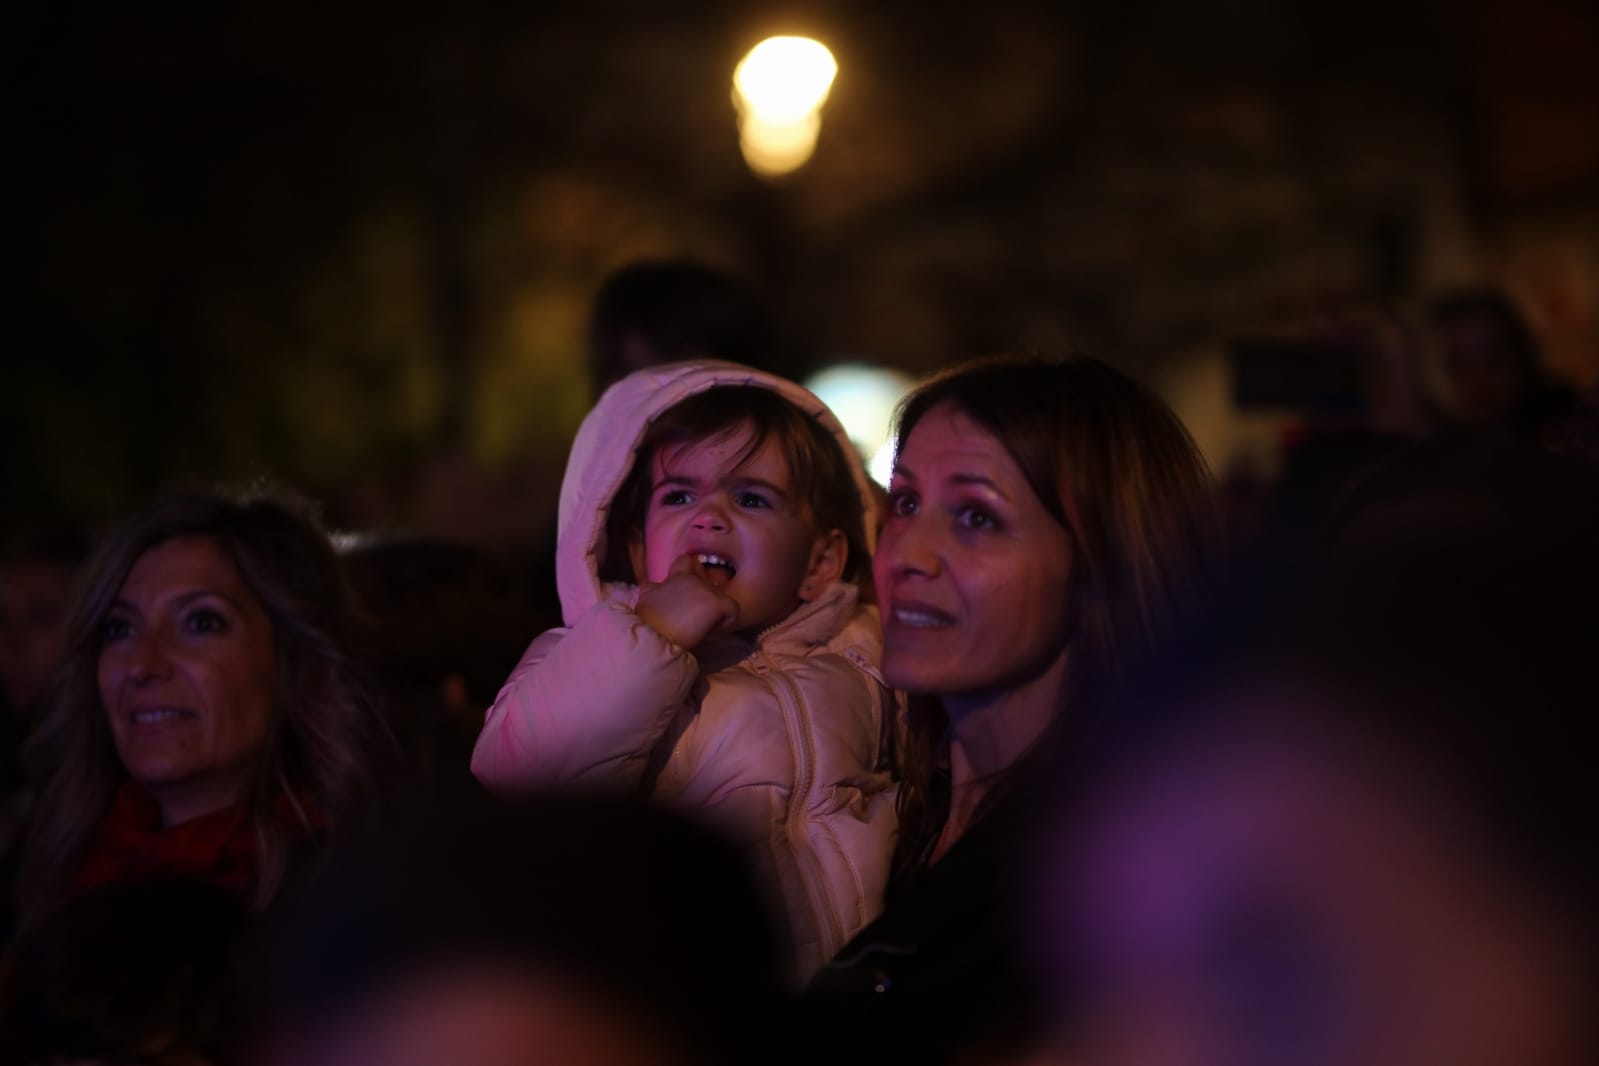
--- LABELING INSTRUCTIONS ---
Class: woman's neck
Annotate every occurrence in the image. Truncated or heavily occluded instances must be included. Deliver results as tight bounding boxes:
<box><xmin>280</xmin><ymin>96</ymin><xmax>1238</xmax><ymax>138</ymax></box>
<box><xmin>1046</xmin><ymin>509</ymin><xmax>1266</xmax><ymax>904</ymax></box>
<box><xmin>152</xmin><ymin>776</ymin><xmax>251</xmax><ymax>829</ymax></box>
<box><xmin>931</xmin><ymin>651</ymin><xmax>1071</xmax><ymax>860</ymax></box>
<box><xmin>944</xmin><ymin>651</ymin><xmax>1070</xmax><ymax>785</ymax></box>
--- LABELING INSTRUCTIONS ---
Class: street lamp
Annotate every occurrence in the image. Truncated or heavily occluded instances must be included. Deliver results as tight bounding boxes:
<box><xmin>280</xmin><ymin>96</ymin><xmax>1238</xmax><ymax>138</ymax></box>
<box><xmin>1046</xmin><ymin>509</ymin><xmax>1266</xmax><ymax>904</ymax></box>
<box><xmin>733</xmin><ymin>36</ymin><xmax>837</xmax><ymax>178</ymax></box>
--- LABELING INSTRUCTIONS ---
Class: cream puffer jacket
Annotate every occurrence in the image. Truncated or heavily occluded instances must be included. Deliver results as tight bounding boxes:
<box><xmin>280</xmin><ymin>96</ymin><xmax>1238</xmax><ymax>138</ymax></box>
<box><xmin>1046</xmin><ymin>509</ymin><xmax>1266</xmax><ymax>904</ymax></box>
<box><xmin>471</xmin><ymin>360</ymin><xmax>898</xmax><ymax>978</ymax></box>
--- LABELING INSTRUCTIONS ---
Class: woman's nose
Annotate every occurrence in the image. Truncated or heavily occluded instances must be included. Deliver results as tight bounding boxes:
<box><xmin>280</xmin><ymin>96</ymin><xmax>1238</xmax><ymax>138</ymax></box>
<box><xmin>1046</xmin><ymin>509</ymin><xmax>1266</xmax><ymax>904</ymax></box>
<box><xmin>882</xmin><ymin>517</ymin><xmax>939</xmax><ymax>578</ymax></box>
<box><xmin>124</xmin><ymin>629</ymin><xmax>173</xmax><ymax>682</ymax></box>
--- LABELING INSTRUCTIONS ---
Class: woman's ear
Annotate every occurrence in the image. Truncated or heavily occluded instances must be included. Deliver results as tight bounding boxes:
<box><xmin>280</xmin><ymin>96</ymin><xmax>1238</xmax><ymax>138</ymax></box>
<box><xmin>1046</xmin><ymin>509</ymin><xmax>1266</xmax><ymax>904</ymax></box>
<box><xmin>798</xmin><ymin>529</ymin><xmax>848</xmax><ymax>601</ymax></box>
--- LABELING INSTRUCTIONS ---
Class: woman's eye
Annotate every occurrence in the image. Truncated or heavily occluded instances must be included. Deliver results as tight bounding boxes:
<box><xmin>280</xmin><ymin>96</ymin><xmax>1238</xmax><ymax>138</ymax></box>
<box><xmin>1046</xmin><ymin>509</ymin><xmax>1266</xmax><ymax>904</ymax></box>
<box><xmin>184</xmin><ymin>608</ymin><xmax>228</xmax><ymax>634</ymax></box>
<box><xmin>736</xmin><ymin>491</ymin><xmax>771</xmax><ymax>509</ymax></box>
<box><xmin>101</xmin><ymin>616</ymin><xmax>132</xmax><ymax>642</ymax></box>
<box><xmin>887</xmin><ymin>491</ymin><xmax>918</xmax><ymax>517</ymax></box>
<box><xmin>956</xmin><ymin>505</ymin><xmax>999</xmax><ymax>531</ymax></box>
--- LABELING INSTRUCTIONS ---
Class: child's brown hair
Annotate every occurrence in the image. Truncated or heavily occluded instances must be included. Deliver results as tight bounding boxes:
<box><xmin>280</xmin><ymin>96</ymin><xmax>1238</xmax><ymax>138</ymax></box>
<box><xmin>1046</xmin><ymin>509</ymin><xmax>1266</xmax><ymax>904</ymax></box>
<box><xmin>599</xmin><ymin>386</ymin><xmax>870</xmax><ymax>588</ymax></box>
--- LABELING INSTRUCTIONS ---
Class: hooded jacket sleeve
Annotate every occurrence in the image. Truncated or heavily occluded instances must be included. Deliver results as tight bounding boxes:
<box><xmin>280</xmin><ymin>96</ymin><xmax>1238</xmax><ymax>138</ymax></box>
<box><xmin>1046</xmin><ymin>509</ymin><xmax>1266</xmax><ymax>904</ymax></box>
<box><xmin>470</xmin><ymin>598</ymin><xmax>700</xmax><ymax>791</ymax></box>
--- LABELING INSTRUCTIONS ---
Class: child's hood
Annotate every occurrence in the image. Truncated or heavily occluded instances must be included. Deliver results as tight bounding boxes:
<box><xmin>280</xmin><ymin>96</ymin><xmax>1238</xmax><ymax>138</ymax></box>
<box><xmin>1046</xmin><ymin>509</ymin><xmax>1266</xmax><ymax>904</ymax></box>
<box><xmin>555</xmin><ymin>360</ymin><xmax>881</xmax><ymax>626</ymax></box>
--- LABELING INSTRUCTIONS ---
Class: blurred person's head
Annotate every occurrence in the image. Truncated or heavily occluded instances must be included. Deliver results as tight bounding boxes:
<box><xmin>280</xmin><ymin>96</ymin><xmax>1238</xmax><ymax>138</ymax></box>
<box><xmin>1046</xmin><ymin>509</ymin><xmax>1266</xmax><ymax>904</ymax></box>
<box><xmin>587</xmin><ymin>260</ymin><xmax>775</xmax><ymax>397</ymax></box>
<box><xmin>877</xmin><ymin>354</ymin><xmax>1216</xmax><ymax>868</ymax></box>
<box><xmin>341</xmin><ymin>536</ymin><xmax>535</xmax><ymax>786</ymax></box>
<box><xmin>1034</xmin><ymin>524</ymin><xmax>1598</xmax><ymax>1066</ymax></box>
<box><xmin>1538</xmin><ymin>377</ymin><xmax>1599</xmax><ymax>466</ymax></box>
<box><xmin>1326</xmin><ymin>433</ymin><xmax>1599</xmax><ymax>568</ymax></box>
<box><xmin>254</xmin><ymin>792</ymin><xmax>789</xmax><ymax>1066</ymax></box>
<box><xmin>1427</xmin><ymin>286</ymin><xmax>1549</xmax><ymax>436</ymax></box>
<box><xmin>0</xmin><ymin>525</ymin><xmax>90</xmax><ymax>718</ymax></box>
<box><xmin>19</xmin><ymin>489</ymin><xmax>391</xmax><ymax>921</ymax></box>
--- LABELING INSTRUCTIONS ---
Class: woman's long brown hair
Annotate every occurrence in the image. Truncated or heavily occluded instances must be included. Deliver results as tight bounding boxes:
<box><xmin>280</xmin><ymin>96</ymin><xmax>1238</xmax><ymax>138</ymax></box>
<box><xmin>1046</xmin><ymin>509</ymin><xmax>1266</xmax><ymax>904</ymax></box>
<box><xmin>887</xmin><ymin>354</ymin><xmax>1218</xmax><ymax>885</ymax></box>
<box><xmin>17</xmin><ymin>488</ymin><xmax>395</xmax><ymax>925</ymax></box>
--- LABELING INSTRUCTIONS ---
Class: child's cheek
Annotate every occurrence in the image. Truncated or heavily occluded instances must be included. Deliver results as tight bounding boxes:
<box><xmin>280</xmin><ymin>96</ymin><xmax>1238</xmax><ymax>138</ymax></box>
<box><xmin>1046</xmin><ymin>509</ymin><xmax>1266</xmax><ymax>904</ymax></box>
<box><xmin>645</xmin><ymin>525</ymin><xmax>673</xmax><ymax>583</ymax></box>
<box><xmin>627</xmin><ymin>521</ymin><xmax>665</xmax><ymax>585</ymax></box>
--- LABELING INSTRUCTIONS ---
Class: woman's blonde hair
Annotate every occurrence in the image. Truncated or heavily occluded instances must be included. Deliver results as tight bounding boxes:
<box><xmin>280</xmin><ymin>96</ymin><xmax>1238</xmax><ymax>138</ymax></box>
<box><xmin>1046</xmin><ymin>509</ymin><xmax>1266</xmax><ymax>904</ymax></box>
<box><xmin>18</xmin><ymin>488</ymin><xmax>394</xmax><ymax>924</ymax></box>
<box><xmin>890</xmin><ymin>354</ymin><xmax>1218</xmax><ymax>879</ymax></box>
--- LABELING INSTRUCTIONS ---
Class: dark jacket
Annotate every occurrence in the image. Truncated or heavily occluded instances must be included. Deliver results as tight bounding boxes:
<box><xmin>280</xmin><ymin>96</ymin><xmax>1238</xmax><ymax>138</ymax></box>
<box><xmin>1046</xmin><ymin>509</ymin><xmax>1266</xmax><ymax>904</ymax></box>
<box><xmin>801</xmin><ymin>780</ymin><xmax>1050</xmax><ymax>1065</ymax></box>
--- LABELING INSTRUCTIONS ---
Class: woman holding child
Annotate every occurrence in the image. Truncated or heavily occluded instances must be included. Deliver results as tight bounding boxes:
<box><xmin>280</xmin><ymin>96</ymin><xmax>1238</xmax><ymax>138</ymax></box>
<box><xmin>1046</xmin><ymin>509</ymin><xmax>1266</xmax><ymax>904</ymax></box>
<box><xmin>805</xmin><ymin>354</ymin><xmax>1218</xmax><ymax>1064</ymax></box>
<box><xmin>472</xmin><ymin>361</ymin><xmax>898</xmax><ymax>979</ymax></box>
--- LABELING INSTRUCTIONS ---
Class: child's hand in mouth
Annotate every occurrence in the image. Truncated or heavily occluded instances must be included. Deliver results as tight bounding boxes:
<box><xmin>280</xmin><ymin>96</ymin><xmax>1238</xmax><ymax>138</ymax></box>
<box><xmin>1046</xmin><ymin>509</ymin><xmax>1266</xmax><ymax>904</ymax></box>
<box><xmin>635</xmin><ymin>552</ymin><xmax>741</xmax><ymax>649</ymax></box>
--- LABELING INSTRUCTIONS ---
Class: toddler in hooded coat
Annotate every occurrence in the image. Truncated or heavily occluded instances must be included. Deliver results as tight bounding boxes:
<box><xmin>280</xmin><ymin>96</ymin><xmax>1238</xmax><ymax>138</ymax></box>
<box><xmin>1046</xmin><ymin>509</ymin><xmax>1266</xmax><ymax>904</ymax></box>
<box><xmin>472</xmin><ymin>361</ymin><xmax>898</xmax><ymax>977</ymax></box>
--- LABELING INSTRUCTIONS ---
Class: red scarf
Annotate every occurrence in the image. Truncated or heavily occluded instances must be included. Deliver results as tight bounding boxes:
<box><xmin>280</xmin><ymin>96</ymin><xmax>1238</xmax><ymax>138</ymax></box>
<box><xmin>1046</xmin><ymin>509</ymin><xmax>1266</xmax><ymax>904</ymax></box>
<box><xmin>67</xmin><ymin>780</ymin><xmax>323</xmax><ymax>902</ymax></box>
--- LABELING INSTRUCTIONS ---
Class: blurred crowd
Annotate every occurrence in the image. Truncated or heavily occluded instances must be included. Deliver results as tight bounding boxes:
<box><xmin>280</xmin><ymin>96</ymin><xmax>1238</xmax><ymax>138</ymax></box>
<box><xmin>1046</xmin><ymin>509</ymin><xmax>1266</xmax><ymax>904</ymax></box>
<box><xmin>1</xmin><ymin>262</ymin><xmax>1595</xmax><ymax>1066</ymax></box>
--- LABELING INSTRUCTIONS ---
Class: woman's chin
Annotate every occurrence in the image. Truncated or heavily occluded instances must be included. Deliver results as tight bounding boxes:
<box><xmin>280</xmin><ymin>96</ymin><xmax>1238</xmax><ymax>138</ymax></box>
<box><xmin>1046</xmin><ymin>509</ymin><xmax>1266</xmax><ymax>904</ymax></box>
<box><xmin>881</xmin><ymin>655</ymin><xmax>951</xmax><ymax>696</ymax></box>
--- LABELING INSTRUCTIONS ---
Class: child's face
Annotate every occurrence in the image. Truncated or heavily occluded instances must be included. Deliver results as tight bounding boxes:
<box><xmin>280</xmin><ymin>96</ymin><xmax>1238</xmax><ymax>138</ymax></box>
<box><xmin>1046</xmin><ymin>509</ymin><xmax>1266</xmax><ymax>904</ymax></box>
<box><xmin>628</xmin><ymin>422</ymin><xmax>832</xmax><ymax>635</ymax></box>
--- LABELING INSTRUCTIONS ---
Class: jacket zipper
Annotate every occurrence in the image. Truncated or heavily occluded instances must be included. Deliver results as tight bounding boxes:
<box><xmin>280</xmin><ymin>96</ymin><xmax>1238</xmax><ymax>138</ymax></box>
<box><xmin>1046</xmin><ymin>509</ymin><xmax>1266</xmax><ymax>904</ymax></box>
<box><xmin>763</xmin><ymin>652</ymin><xmax>846</xmax><ymax>958</ymax></box>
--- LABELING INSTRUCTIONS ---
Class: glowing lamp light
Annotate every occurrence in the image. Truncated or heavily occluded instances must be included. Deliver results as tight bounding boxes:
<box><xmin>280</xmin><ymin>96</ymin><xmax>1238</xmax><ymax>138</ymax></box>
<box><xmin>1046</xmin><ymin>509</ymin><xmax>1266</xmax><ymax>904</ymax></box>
<box><xmin>733</xmin><ymin>36</ymin><xmax>838</xmax><ymax>178</ymax></box>
<box><xmin>803</xmin><ymin>363</ymin><xmax>915</xmax><ymax>487</ymax></box>
<box><xmin>734</xmin><ymin>37</ymin><xmax>838</xmax><ymax>121</ymax></box>
<box><xmin>739</xmin><ymin>112</ymin><xmax>822</xmax><ymax>178</ymax></box>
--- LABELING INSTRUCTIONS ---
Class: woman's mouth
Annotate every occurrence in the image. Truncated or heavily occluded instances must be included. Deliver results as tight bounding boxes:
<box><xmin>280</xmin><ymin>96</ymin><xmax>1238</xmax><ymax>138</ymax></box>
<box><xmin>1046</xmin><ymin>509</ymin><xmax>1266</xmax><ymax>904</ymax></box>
<box><xmin>128</xmin><ymin>706</ymin><xmax>195</xmax><ymax>725</ymax></box>
<box><xmin>889</xmin><ymin>603</ymin><xmax>955</xmax><ymax>629</ymax></box>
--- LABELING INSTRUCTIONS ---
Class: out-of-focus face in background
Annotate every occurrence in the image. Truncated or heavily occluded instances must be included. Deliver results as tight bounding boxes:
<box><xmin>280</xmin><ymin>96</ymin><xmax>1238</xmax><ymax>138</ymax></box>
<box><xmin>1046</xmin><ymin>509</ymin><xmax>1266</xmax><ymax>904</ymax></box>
<box><xmin>278</xmin><ymin>962</ymin><xmax>689</xmax><ymax>1066</ymax></box>
<box><xmin>1042</xmin><ymin>708</ymin><xmax>1592</xmax><ymax>1066</ymax></box>
<box><xmin>1436</xmin><ymin>313</ymin><xmax>1532</xmax><ymax>432</ymax></box>
<box><xmin>0</xmin><ymin>557</ymin><xmax>77</xmax><ymax>714</ymax></box>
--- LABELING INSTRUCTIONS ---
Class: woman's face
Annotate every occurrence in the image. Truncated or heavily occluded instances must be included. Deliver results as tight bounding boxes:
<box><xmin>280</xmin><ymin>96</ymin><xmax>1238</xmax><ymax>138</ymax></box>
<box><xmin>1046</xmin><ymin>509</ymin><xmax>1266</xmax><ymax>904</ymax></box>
<box><xmin>97</xmin><ymin>535</ymin><xmax>277</xmax><ymax>826</ymax></box>
<box><xmin>874</xmin><ymin>402</ymin><xmax>1076</xmax><ymax>707</ymax></box>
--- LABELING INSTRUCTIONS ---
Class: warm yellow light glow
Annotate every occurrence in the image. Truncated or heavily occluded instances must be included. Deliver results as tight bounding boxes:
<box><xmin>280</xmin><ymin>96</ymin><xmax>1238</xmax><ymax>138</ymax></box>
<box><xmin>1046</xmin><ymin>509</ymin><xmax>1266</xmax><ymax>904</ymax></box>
<box><xmin>803</xmin><ymin>363</ymin><xmax>915</xmax><ymax>487</ymax></box>
<box><xmin>739</xmin><ymin>113</ymin><xmax>822</xmax><ymax>177</ymax></box>
<box><xmin>733</xmin><ymin>36</ymin><xmax>837</xmax><ymax>178</ymax></box>
<box><xmin>734</xmin><ymin>37</ymin><xmax>838</xmax><ymax>123</ymax></box>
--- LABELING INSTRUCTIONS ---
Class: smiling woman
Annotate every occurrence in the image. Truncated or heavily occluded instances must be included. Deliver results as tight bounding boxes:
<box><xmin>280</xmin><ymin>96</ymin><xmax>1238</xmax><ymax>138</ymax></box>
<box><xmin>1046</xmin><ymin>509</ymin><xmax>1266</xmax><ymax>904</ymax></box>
<box><xmin>879</xmin><ymin>357</ymin><xmax>1219</xmax><ymax>869</ymax></box>
<box><xmin>96</xmin><ymin>535</ymin><xmax>279</xmax><ymax>829</ymax></box>
<box><xmin>804</xmin><ymin>354</ymin><xmax>1219</xmax><ymax>1065</ymax></box>
<box><xmin>16</xmin><ymin>490</ymin><xmax>394</xmax><ymax>927</ymax></box>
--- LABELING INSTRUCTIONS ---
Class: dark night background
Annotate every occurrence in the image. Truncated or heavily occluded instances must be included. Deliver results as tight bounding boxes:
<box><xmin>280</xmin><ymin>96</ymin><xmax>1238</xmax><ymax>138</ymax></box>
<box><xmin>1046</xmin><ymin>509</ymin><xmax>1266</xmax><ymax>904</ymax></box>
<box><xmin>8</xmin><ymin>0</ymin><xmax>1597</xmax><ymax>546</ymax></box>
